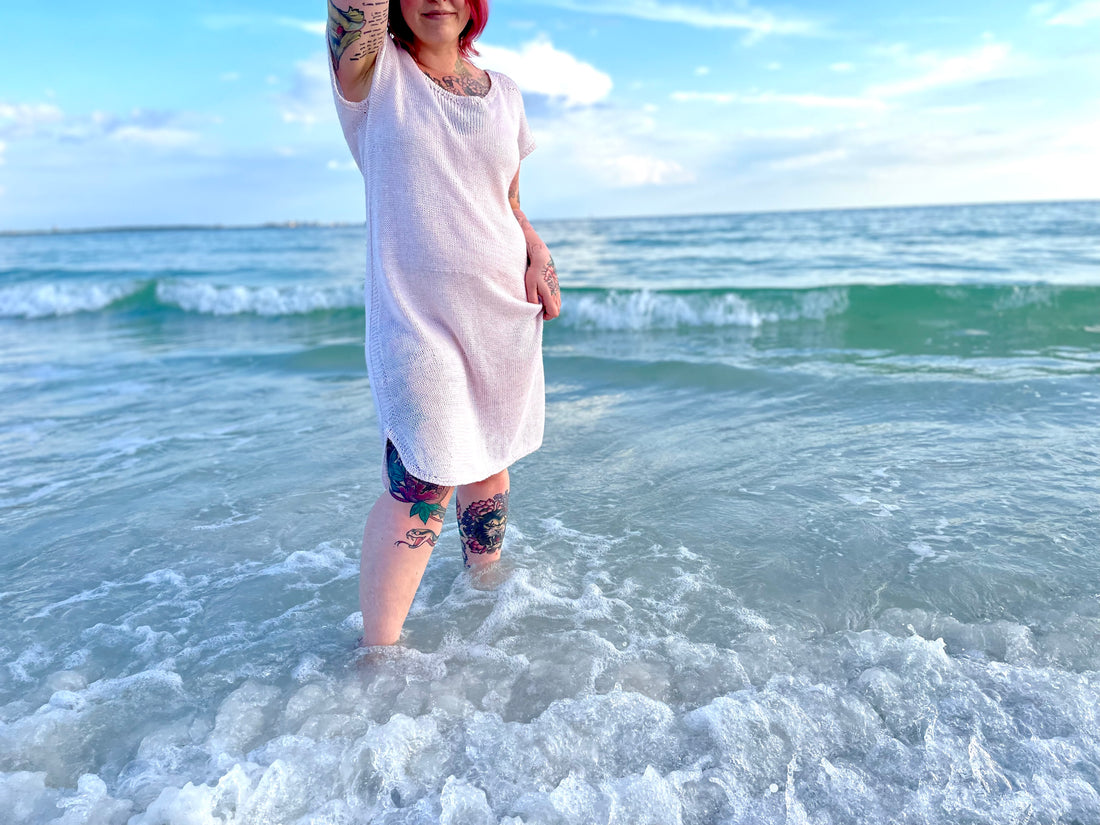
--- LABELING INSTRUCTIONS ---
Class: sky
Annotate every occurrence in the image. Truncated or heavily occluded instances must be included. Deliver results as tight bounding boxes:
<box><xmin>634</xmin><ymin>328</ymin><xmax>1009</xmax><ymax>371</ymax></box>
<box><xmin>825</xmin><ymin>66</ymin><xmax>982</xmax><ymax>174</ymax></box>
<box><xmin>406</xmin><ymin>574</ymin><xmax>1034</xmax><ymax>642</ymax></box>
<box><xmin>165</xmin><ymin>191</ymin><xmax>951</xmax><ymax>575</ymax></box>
<box><xmin>1</xmin><ymin>0</ymin><xmax>1099</xmax><ymax>230</ymax></box>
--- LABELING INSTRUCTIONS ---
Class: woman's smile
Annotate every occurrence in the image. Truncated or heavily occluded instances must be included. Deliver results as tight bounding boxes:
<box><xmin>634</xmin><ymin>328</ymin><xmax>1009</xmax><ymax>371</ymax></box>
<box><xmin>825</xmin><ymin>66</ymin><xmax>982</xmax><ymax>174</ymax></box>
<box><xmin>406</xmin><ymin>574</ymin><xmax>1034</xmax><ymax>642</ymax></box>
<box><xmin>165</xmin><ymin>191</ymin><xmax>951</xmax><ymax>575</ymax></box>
<box><xmin>411</xmin><ymin>5</ymin><xmax>466</xmax><ymax>37</ymax></box>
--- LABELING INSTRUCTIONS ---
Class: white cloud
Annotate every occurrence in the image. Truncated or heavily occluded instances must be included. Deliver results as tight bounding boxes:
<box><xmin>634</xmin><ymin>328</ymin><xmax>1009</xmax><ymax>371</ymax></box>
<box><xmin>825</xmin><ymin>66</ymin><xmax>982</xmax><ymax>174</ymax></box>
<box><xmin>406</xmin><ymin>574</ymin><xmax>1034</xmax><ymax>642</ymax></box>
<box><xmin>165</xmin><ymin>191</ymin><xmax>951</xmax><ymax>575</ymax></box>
<box><xmin>478</xmin><ymin>37</ymin><xmax>613</xmax><ymax>106</ymax></box>
<box><xmin>1057</xmin><ymin>116</ymin><xmax>1100</xmax><ymax>148</ymax></box>
<box><xmin>604</xmin><ymin>155</ymin><xmax>693</xmax><ymax>186</ymax></box>
<box><xmin>201</xmin><ymin>14</ymin><xmax>326</xmax><ymax>35</ymax></box>
<box><xmin>279</xmin><ymin>55</ymin><xmax>337</xmax><ymax>127</ymax></box>
<box><xmin>898</xmin><ymin>124</ymin><xmax>1100</xmax><ymax>201</ymax></box>
<box><xmin>1047</xmin><ymin>1</ymin><xmax>1100</xmax><ymax>24</ymax></box>
<box><xmin>278</xmin><ymin>17</ymin><xmax>326</xmax><ymax>36</ymax></box>
<box><xmin>720</xmin><ymin>116</ymin><xmax>1097</xmax><ymax>201</ymax></box>
<box><xmin>670</xmin><ymin>39</ymin><xmax>1020</xmax><ymax>120</ymax></box>
<box><xmin>0</xmin><ymin>102</ymin><xmax>65</xmax><ymax>137</ymax></box>
<box><xmin>527</xmin><ymin>104</ymin><xmax>698</xmax><ymax>190</ymax></box>
<box><xmin>925</xmin><ymin>104</ymin><xmax>985</xmax><ymax>115</ymax></box>
<box><xmin>866</xmin><ymin>42</ymin><xmax>1013</xmax><ymax>98</ymax></box>
<box><xmin>525</xmin><ymin>0</ymin><xmax>814</xmax><ymax>35</ymax></box>
<box><xmin>221</xmin><ymin>72</ymin><xmax>241</xmax><ymax>83</ymax></box>
<box><xmin>327</xmin><ymin>159</ymin><xmax>358</xmax><ymax>171</ymax></box>
<box><xmin>671</xmin><ymin>90</ymin><xmax>887</xmax><ymax>110</ymax></box>
<box><xmin>0</xmin><ymin>140</ymin><xmax>5</xmax><ymax>165</ymax></box>
<box><xmin>738</xmin><ymin>126</ymin><xmax>826</xmax><ymax>140</ymax></box>
<box><xmin>0</xmin><ymin>102</ymin><xmax>208</xmax><ymax>150</ymax></box>
<box><xmin>695</xmin><ymin>66</ymin><xmax>710</xmax><ymax>76</ymax></box>
<box><xmin>769</xmin><ymin>148</ymin><xmax>848</xmax><ymax>171</ymax></box>
<box><xmin>110</xmin><ymin>126</ymin><xmax>200</xmax><ymax>148</ymax></box>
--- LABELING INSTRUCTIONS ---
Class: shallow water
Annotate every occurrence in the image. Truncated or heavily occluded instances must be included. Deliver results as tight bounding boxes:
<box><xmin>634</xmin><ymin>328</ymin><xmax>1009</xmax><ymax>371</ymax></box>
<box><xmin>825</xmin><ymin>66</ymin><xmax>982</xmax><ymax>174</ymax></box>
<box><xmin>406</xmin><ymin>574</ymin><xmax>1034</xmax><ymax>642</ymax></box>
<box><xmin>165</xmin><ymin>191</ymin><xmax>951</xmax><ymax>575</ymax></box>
<box><xmin>2</xmin><ymin>201</ymin><xmax>1100</xmax><ymax>824</ymax></box>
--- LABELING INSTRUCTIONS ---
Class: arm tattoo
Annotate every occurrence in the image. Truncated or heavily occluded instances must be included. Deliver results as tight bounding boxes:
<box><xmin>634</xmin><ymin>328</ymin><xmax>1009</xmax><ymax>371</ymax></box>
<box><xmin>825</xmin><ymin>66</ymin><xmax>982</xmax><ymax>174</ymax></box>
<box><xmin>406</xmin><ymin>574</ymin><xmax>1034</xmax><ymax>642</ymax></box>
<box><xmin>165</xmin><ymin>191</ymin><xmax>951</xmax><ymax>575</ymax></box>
<box><xmin>385</xmin><ymin>440</ymin><xmax>449</xmax><ymax>524</ymax></box>
<box><xmin>328</xmin><ymin>0</ymin><xmax>387</xmax><ymax>67</ymax></box>
<box><xmin>542</xmin><ymin>257</ymin><xmax>559</xmax><ymax>297</ymax></box>
<box><xmin>513</xmin><ymin>209</ymin><xmax>534</xmax><ymax>235</ymax></box>
<box><xmin>355</xmin><ymin>25</ymin><xmax>387</xmax><ymax>61</ymax></box>
<box><xmin>458</xmin><ymin>491</ymin><xmax>509</xmax><ymax>567</ymax></box>
<box><xmin>513</xmin><ymin>210</ymin><xmax>557</xmax><ymax>293</ymax></box>
<box><xmin>508</xmin><ymin>176</ymin><xmax>520</xmax><ymax>207</ymax></box>
<box><xmin>328</xmin><ymin>1</ymin><xmax>365</xmax><ymax>65</ymax></box>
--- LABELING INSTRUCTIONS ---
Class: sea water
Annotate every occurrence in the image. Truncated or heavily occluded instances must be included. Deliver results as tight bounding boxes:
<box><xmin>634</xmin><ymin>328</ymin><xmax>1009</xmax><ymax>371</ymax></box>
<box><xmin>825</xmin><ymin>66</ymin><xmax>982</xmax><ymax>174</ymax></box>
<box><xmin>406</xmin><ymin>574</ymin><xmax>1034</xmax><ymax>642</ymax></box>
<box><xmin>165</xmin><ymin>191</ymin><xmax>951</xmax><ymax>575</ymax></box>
<box><xmin>1</xmin><ymin>201</ymin><xmax>1099</xmax><ymax>824</ymax></box>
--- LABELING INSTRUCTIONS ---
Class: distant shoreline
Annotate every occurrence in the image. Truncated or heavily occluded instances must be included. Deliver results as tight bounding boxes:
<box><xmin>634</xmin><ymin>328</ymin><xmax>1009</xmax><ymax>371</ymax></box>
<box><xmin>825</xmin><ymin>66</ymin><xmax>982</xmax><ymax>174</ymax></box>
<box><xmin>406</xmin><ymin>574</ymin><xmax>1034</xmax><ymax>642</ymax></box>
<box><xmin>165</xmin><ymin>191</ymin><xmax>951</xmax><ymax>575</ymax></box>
<box><xmin>0</xmin><ymin>220</ymin><xmax>363</xmax><ymax>238</ymax></box>
<box><xmin>2</xmin><ymin>198</ymin><xmax>1096</xmax><ymax>239</ymax></box>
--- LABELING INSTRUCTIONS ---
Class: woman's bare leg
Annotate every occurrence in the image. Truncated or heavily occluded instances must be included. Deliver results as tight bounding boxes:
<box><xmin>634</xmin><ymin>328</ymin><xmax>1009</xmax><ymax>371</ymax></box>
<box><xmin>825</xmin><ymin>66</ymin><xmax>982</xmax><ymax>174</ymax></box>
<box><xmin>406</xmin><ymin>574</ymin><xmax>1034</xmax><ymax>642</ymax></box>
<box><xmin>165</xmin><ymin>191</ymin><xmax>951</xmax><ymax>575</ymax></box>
<box><xmin>456</xmin><ymin>468</ymin><xmax>510</xmax><ymax>569</ymax></box>
<box><xmin>359</xmin><ymin>442</ymin><xmax>454</xmax><ymax>646</ymax></box>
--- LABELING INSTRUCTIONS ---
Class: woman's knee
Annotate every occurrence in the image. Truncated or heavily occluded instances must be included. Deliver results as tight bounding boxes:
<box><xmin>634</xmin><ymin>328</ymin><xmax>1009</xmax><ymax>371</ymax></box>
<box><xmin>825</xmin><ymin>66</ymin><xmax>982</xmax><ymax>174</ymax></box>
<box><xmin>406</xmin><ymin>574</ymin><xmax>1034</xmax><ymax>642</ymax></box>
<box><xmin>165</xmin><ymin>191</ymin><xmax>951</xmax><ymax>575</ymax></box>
<box><xmin>459</xmin><ymin>467</ymin><xmax>509</xmax><ymax>498</ymax></box>
<box><xmin>456</xmin><ymin>485</ymin><xmax>509</xmax><ymax>565</ymax></box>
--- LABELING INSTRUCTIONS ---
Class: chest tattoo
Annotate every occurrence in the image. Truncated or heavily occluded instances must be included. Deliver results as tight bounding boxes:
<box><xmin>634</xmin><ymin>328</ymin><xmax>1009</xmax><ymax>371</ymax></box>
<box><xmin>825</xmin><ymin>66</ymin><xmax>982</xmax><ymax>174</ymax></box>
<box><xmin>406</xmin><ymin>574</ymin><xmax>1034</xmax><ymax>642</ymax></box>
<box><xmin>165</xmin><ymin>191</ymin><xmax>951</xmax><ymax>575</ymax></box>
<box><xmin>421</xmin><ymin>58</ymin><xmax>490</xmax><ymax>97</ymax></box>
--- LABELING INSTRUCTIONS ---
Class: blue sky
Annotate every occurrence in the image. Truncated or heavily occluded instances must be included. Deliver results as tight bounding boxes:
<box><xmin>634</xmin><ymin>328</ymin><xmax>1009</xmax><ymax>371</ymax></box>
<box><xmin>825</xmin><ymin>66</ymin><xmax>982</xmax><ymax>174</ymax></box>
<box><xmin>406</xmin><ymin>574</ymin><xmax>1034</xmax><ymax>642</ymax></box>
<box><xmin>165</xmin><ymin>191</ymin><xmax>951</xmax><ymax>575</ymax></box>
<box><xmin>1</xmin><ymin>0</ymin><xmax>1098</xmax><ymax>230</ymax></box>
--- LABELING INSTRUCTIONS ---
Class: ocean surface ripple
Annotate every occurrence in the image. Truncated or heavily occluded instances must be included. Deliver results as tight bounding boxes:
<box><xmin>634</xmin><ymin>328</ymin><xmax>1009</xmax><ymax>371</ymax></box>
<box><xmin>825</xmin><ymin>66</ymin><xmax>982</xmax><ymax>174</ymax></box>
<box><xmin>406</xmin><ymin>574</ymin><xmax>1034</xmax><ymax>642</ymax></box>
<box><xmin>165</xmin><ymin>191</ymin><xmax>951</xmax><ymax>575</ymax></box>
<box><xmin>2</xmin><ymin>201</ymin><xmax>1099</xmax><ymax>824</ymax></box>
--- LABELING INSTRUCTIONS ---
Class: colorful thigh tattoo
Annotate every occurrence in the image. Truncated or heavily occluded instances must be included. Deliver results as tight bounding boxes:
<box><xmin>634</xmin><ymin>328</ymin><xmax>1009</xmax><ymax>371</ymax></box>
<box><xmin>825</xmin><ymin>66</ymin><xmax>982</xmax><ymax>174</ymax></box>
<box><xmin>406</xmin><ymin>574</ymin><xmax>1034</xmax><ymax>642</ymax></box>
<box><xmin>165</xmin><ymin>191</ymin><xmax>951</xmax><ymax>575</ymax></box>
<box><xmin>385</xmin><ymin>440</ymin><xmax>449</xmax><ymax>525</ymax></box>
<box><xmin>458</xmin><ymin>491</ymin><xmax>509</xmax><ymax>568</ymax></box>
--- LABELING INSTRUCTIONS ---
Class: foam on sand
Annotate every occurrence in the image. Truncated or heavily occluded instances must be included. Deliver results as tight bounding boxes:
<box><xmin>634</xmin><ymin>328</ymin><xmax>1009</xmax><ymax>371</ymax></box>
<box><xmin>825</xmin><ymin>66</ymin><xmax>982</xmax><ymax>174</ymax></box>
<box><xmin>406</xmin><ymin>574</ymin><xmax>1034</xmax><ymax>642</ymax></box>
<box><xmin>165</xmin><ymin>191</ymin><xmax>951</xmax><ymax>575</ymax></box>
<box><xmin>4</xmin><ymin>519</ymin><xmax>1100</xmax><ymax>824</ymax></box>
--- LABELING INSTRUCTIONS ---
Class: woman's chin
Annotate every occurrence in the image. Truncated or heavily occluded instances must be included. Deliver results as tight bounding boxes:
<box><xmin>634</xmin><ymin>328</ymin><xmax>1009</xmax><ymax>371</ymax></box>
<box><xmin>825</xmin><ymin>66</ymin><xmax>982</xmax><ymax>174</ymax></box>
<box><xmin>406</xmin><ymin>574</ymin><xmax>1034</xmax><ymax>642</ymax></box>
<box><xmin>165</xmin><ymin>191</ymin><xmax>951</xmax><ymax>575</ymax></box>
<box><xmin>414</xmin><ymin>31</ymin><xmax>463</xmax><ymax>49</ymax></box>
<box><xmin>411</xmin><ymin>15</ymin><xmax>468</xmax><ymax>46</ymax></box>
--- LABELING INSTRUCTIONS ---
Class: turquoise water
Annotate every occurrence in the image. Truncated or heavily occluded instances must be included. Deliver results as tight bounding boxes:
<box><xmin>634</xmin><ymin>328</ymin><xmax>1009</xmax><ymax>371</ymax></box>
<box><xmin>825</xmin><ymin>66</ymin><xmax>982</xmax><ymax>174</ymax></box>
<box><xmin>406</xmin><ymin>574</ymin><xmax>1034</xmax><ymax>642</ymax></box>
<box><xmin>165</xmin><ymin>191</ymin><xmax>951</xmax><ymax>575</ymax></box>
<box><xmin>2</xmin><ymin>201</ymin><xmax>1099</xmax><ymax>823</ymax></box>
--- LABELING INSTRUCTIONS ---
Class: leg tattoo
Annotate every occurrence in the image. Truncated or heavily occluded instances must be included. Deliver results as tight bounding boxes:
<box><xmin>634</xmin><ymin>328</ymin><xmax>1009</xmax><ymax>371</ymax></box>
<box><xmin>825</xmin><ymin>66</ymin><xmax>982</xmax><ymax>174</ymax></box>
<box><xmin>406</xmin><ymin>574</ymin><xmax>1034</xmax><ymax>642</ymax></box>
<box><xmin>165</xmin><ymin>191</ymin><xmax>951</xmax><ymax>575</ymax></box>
<box><xmin>458</xmin><ymin>491</ymin><xmax>509</xmax><ymax>567</ymax></box>
<box><xmin>395</xmin><ymin>528</ymin><xmax>438</xmax><ymax>549</ymax></box>
<box><xmin>385</xmin><ymin>440</ymin><xmax>448</xmax><ymax>524</ymax></box>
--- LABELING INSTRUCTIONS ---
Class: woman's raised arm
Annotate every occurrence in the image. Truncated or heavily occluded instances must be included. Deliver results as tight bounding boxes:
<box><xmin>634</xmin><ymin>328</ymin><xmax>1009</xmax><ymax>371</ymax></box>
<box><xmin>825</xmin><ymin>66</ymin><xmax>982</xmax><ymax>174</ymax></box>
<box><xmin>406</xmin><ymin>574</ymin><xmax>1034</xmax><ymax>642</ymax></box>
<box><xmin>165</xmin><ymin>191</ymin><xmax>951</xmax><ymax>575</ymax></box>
<box><xmin>328</xmin><ymin>0</ymin><xmax>389</xmax><ymax>103</ymax></box>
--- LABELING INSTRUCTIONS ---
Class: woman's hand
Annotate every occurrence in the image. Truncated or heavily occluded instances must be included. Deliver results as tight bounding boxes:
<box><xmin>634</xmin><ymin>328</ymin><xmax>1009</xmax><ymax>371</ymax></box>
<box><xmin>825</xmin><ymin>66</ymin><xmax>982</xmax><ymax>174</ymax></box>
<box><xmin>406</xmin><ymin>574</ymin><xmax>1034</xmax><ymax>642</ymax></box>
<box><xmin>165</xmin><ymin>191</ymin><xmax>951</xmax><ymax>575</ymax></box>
<box><xmin>513</xmin><ymin>207</ymin><xmax>560</xmax><ymax>320</ymax></box>
<box><xmin>525</xmin><ymin>244</ymin><xmax>560</xmax><ymax>321</ymax></box>
<box><xmin>509</xmin><ymin>169</ymin><xmax>560</xmax><ymax>321</ymax></box>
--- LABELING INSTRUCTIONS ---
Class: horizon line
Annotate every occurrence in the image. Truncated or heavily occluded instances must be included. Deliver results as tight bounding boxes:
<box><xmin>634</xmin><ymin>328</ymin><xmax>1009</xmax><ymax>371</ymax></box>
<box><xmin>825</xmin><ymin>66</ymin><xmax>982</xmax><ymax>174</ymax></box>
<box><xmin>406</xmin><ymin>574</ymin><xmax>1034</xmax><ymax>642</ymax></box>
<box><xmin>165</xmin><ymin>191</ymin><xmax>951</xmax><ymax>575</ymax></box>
<box><xmin>2</xmin><ymin>196</ymin><xmax>1096</xmax><ymax>238</ymax></box>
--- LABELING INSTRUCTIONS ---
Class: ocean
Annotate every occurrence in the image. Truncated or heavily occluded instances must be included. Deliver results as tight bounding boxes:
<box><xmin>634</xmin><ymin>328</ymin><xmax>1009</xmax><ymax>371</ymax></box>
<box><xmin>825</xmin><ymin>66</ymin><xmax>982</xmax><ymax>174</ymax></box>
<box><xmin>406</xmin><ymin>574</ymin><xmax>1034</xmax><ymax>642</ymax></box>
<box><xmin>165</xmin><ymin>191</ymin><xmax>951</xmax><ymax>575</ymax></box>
<box><xmin>1</xmin><ymin>200</ymin><xmax>1099</xmax><ymax>824</ymax></box>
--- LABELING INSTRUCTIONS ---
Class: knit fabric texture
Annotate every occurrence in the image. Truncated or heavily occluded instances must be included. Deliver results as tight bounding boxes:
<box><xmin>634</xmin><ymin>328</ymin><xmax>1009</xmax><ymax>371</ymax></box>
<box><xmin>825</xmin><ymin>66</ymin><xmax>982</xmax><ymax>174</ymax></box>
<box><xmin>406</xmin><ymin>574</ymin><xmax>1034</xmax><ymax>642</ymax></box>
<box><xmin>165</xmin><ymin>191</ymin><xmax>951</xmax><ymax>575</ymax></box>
<box><xmin>331</xmin><ymin>35</ymin><xmax>544</xmax><ymax>486</ymax></box>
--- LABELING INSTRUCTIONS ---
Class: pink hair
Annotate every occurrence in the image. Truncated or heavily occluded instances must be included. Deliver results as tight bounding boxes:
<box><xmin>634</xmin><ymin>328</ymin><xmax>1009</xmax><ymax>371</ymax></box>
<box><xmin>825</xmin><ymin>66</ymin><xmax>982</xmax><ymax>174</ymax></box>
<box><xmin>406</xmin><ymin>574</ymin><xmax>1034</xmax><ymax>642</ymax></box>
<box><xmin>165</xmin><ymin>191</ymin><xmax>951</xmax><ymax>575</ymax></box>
<box><xmin>388</xmin><ymin>0</ymin><xmax>489</xmax><ymax>58</ymax></box>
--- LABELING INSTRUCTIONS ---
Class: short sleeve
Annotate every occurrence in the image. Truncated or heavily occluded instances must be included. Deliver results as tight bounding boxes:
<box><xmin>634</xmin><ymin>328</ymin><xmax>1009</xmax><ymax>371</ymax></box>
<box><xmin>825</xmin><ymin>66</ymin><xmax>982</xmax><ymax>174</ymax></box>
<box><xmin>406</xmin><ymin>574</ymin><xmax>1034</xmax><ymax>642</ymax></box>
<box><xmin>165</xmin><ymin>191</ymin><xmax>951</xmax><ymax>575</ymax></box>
<box><xmin>518</xmin><ymin>98</ymin><xmax>536</xmax><ymax>161</ymax></box>
<box><xmin>329</xmin><ymin>35</ymin><xmax>394</xmax><ymax>174</ymax></box>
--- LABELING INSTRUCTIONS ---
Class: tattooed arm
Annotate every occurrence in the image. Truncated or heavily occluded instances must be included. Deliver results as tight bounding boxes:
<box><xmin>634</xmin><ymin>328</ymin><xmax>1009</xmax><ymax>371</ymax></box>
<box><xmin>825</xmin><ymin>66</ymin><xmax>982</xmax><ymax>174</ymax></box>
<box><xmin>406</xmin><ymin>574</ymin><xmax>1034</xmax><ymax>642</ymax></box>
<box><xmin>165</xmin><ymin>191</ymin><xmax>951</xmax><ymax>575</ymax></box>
<box><xmin>328</xmin><ymin>0</ymin><xmax>389</xmax><ymax>103</ymax></box>
<box><xmin>509</xmin><ymin>168</ymin><xmax>561</xmax><ymax>321</ymax></box>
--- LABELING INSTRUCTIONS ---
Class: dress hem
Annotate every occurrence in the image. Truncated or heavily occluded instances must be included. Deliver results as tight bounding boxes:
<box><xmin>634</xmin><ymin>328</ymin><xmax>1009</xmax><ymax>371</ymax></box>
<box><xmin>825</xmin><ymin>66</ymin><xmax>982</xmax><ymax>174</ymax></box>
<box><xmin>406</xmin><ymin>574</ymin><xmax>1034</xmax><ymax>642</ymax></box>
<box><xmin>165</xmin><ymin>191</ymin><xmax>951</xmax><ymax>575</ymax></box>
<box><xmin>378</xmin><ymin>427</ymin><xmax>544</xmax><ymax>488</ymax></box>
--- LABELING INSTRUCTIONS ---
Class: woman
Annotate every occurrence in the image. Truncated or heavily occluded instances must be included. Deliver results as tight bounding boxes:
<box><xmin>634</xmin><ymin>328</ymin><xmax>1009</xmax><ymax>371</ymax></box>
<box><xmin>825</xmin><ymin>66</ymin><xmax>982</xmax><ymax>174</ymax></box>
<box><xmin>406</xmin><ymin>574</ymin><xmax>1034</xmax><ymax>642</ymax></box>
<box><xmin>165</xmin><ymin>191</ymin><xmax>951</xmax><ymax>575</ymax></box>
<box><xmin>328</xmin><ymin>0</ymin><xmax>560</xmax><ymax>645</ymax></box>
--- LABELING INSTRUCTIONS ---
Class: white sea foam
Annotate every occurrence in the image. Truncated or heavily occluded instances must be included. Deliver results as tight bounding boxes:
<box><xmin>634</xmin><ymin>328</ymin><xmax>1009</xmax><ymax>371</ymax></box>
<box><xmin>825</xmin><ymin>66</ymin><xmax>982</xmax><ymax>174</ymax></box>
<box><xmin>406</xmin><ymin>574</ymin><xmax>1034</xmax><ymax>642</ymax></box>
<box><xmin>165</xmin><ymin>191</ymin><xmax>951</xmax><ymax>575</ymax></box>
<box><xmin>1</xmin><ymin>279</ymin><xmax>856</xmax><ymax>328</ymax></box>
<box><xmin>559</xmin><ymin>288</ymin><xmax>849</xmax><ymax>331</ymax></box>
<box><xmin>156</xmin><ymin>280</ymin><xmax>361</xmax><ymax>316</ymax></box>
<box><xmin>6</xmin><ymin>524</ymin><xmax>1100</xmax><ymax>824</ymax></box>
<box><xmin>0</xmin><ymin>281</ymin><xmax>140</xmax><ymax>318</ymax></box>
<box><xmin>993</xmin><ymin>283</ymin><xmax>1055</xmax><ymax>310</ymax></box>
<box><xmin>11</xmin><ymin>620</ymin><xmax>1099</xmax><ymax>824</ymax></box>
<box><xmin>563</xmin><ymin>289</ymin><xmax>766</xmax><ymax>330</ymax></box>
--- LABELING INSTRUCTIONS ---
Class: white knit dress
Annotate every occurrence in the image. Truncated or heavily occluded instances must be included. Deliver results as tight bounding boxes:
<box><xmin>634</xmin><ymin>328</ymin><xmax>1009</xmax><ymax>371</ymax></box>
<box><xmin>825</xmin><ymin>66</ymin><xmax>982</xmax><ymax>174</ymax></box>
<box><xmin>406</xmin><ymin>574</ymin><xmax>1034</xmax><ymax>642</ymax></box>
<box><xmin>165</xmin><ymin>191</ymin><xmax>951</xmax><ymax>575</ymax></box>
<box><xmin>331</xmin><ymin>35</ymin><xmax>544</xmax><ymax>486</ymax></box>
